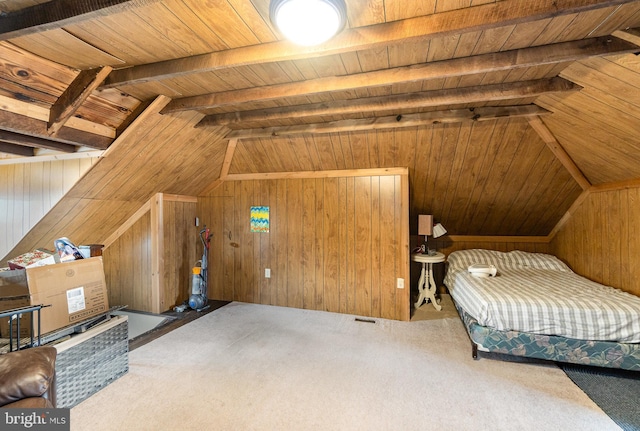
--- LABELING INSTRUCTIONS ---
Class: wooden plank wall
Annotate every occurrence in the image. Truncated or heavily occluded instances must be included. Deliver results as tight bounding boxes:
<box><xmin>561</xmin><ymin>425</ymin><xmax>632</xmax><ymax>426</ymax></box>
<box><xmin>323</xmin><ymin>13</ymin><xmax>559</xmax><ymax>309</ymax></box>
<box><xmin>0</xmin><ymin>158</ymin><xmax>98</xmax><ymax>260</ymax></box>
<box><xmin>162</xmin><ymin>198</ymin><xmax>197</xmax><ymax>310</ymax></box>
<box><xmin>551</xmin><ymin>187</ymin><xmax>640</xmax><ymax>296</ymax></box>
<box><xmin>198</xmin><ymin>174</ymin><xmax>410</xmax><ymax>320</ymax></box>
<box><xmin>103</xmin><ymin>210</ymin><xmax>152</xmax><ymax>311</ymax></box>
<box><xmin>103</xmin><ymin>194</ymin><xmax>197</xmax><ymax>312</ymax></box>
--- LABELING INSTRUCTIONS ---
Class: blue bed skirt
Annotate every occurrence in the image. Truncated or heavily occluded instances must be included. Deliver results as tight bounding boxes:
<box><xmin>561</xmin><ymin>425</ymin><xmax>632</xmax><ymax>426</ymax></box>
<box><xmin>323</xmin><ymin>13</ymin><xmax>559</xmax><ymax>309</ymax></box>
<box><xmin>455</xmin><ymin>302</ymin><xmax>640</xmax><ymax>371</ymax></box>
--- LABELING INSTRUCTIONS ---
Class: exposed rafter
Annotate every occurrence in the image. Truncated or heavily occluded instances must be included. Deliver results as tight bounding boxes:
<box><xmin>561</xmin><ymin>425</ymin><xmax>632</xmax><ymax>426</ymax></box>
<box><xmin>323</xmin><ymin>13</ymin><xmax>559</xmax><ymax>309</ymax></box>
<box><xmin>48</xmin><ymin>66</ymin><xmax>113</xmax><ymax>136</ymax></box>
<box><xmin>225</xmin><ymin>105</ymin><xmax>551</xmax><ymax>140</ymax></box>
<box><xmin>102</xmin><ymin>0</ymin><xmax>637</xmax><ymax>89</ymax></box>
<box><xmin>612</xmin><ymin>27</ymin><xmax>640</xmax><ymax>46</ymax></box>
<box><xmin>163</xmin><ymin>36</ymin><xmax>637</xmax><ymax>114</ymax></box>
<box><xmin>0</xmin><ymin>129</ymin><xmax>76</xmax><ymax>152</ymax></box>
<box><xmin>0</xmin><ymin>0</ymin><xmax>163</xmax><ymax>41</ymax></box>
<box><xmin>0</xmin><ymin>110</ymin><xmax>112</xmax><ymax>149</ymax></box>
<box><xmin>197</xmin><ymin>78</ymin><xmax>580</xmax><ymax>127</ymax></box>
<box><xmin>0</xmin><ymin>142</ymin><xmax>34</xmax><ymax>156</ymax></box>
<box><xmin>528</xmin><ymin>116</ymin><xmax>592</xmax><ymax>190</ymax></box>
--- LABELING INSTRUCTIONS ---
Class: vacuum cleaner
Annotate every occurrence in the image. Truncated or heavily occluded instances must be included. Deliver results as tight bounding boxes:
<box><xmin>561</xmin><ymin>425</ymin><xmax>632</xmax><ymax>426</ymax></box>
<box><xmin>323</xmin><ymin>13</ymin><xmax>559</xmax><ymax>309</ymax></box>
<box><xmin>175</xmin><ymin>226</ymin><xmax>211</xmax><ymax>313</ymax></box>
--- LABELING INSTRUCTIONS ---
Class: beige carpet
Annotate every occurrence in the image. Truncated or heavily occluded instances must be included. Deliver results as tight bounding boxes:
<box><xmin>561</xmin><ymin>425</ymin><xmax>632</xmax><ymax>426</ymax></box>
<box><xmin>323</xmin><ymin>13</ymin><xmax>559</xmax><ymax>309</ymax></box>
<box><xmin>71</xmin><ymin>302</ymin><xmax>621</xmax><ymax>431</ymax></box>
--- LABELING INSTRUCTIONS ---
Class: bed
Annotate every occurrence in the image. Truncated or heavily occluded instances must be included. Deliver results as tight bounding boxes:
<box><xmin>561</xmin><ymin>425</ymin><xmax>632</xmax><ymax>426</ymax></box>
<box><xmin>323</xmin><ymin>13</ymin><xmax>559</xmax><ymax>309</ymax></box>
<box><xmin>444</xmin><ymin>249</ymin><xmax>640</xmax><ymax>371</ymax></box>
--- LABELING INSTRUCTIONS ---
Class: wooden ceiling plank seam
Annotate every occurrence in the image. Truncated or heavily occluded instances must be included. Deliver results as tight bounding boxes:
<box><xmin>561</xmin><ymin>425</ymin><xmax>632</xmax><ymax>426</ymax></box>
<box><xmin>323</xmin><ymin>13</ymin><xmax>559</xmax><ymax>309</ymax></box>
<box><xmin>0</xmin><ymin>0</ymin><xmax>165</xmax><ymax>41</ymax></box>
<box><xmin>532</xmin><ymin>14</ymin><xmax>580</xmax><ymax>46</ymax></box>
<box><xmin>437</xmin><ymin>122</ymin><xmax>469</xmax><ymax>225</ymax></box>
<box><xmin>511</xmin><ymin>148</ymin><xmax>563</xmax><ymax>234</ymax></box>
<box><xmin>439</xmin><ymin>122</ymin><xmax>472</xmax><ymax>225</ymax></box>
<box><xmin>165</xmin><ymin>35</ymin><xmax>633</xmax><ymax>114</ymax></box>
<box><xmin>302</xmin><ymin>135</ymin><xmax>322</xmax><ymax>171</ymax></box>
<box><xmin>455</xmin><ymin>121</ymin><xmax>502</xmax><ymax>234</ymax></box>
<box><xmin>408</xmin><ymin>126</ymin><xmax>431</xmax><ymax>217</ymax></box>
<box><xmin>562</xmin><ymin>59</ymin><xmax>640</xmax><ymax>110</ymax></box>
<box><xmin>532</xmin><ymin>175</ymin><xmax>584</xmax><ymax>234</ymax></box>
<box><xmin>485</xmin><ymin>121</ymin><xmax>542</xmax><ymax>233</ymax></box>
<box><xmin>47</xmin><ymin>66</ymin><xmax>113</xmax><ymax>136</ymax></box>
<box><xmin>225</xmin><ymin>0</ymin><xmax>277</xmax><ymax>44</ymax></box>
<box><xmin>430</xmin><ymin>123</ymin><xmax>462</xmax><ymax>222</ymax></box>
<box><xmin>471</xmin><ymin>119</ymin><xmax>525</xmax><ymax>233</ymax></box>
<box><xmin>498</xmin><ymin>140</ymin><xmax>550</xmax><ymax>234</ymax></box>
<box><xmin>102</xmin><ymin>0</ymin><xmax>640</xmax><ymax>89</ymax></box>
<box><xmin>198</xmin><ymin>77</ymin><xmax>577</xmax><ymax>126</ymax></box>
<box><xmin>11</xmin><ymin>29</ymin><xmax>125</xmax><ymax>70</ymax></box>
<box><xmin>420</xmin><ymin>125</ymin><xmax>445</xmax><ymax>219</ymax></box>
<box><xmin>129</xmin><ymin>3</ymin><xmax>214</xmax><ymax>58</ymax></box>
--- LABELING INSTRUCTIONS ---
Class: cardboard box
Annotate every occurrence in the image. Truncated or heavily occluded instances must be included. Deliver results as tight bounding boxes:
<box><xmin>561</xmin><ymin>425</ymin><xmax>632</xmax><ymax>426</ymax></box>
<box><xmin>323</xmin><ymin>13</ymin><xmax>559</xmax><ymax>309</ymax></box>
<box><xmin>0</xmin><ymin>257</ymin><xmax>109</xmax><ymax>336</ymax></box>
<box><xmin>0</xmin><ymin>270</ymin><xmax>31</xmax><ymax>337</ymax></box>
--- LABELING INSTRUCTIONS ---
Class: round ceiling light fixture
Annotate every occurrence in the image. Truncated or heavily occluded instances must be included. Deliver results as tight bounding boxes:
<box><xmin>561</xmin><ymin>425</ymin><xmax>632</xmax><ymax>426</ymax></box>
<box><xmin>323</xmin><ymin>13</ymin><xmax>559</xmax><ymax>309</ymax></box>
<box><xmin>270</xmin><ymin>0</ymin><xmax>347</xmax><ymax>46</ymax></box>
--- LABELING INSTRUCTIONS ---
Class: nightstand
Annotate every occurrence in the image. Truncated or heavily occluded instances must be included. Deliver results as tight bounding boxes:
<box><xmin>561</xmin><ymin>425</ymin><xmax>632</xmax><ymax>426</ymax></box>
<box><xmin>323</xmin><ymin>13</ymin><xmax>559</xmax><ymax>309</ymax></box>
<box><xmin>412</xmin><ymin>252</ymin><xmax>445</xmax><ymax>311</ymax></box>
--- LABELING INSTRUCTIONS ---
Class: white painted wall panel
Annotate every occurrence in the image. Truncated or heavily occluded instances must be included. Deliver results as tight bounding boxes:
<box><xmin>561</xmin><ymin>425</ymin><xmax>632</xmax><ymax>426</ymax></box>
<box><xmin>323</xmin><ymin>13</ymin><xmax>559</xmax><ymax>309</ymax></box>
<box><xmin>0</xmin><ymin>158</ymin><xmax>98</xmax><ymax>261</ymax></box>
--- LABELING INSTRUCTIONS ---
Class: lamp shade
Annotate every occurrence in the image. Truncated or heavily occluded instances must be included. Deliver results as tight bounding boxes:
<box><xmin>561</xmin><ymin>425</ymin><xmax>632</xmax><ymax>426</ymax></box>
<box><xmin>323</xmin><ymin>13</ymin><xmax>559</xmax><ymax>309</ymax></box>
<box><xmin>418</xmin><ymin>215</ymin><xmax>433</xmax><ymax>236</ymax></box>
<box><xmin>270</xmin><ymin>0</ymin><xmax>347</xmax><ymax>46</ymax></box>
<box><xmin>432</xmin><ymin>223</ymin><xmax>447</xmax><ymax>238</ymax></box>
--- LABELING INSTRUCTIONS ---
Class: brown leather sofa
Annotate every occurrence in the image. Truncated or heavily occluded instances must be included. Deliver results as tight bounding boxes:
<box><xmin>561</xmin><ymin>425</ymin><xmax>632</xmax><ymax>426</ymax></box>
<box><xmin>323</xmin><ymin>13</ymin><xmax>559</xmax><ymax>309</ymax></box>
<box><xmin>0</xmin><ymin>346</ymin><xmax>57</xmax><ymax>408</ymax></box>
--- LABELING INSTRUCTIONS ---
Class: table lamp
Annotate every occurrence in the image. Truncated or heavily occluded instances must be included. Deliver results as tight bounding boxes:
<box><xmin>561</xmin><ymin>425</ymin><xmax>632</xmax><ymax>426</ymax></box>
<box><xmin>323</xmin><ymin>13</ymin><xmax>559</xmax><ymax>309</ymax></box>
<box><xmin>418</xmin><ymin>215</ymin><xmax>447</xmax><ymax>255</ymax></box>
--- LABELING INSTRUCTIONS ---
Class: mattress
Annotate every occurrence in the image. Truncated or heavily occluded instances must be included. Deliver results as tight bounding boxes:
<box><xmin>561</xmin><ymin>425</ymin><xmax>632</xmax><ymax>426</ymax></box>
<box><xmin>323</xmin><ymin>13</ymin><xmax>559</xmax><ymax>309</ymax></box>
<box><xmin>444</xmin><ymin>249</ymin><xmax>640</xmax><ymax>343</ymax></box>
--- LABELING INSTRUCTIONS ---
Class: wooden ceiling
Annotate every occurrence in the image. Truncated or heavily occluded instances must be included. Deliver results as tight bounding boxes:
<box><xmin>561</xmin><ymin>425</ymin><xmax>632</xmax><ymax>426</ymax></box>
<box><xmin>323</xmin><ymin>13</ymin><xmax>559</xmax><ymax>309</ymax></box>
<box><xmin>1</xmin><ymin>0</ymin><xmax>640</xmax><ymax>240</ymax></box>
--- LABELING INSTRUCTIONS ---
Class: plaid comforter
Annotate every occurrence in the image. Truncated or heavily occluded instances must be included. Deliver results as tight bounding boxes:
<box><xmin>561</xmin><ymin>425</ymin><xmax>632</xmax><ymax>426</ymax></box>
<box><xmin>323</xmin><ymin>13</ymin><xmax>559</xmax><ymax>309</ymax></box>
<box><xmin>444</xmin><ymin>249</ymin><xmax>640</xmax><ymax>343</ymax></box>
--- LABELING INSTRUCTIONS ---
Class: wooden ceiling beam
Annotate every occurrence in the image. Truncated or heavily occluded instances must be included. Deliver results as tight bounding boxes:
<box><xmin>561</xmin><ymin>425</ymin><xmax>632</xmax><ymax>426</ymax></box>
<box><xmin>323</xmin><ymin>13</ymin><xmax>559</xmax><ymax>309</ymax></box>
<box><xmin>0</xmin><ymin>109</ymin><xmax>113</xmax><ymax>149</ymax></box>
<box><xmin>199</xmin><ymin>78</ymin><xmax>579</xmax><ymax>127</ymax></box>
<box><xmin>48</xmin><ymin>66</ymin><xmax>113</xmax><ymax>136</ymax></box>
<box><xmin>225</xmin><ymin>105</ymin><xmax>550</xmax><ymax>140</ymax></box>
<box><xmin>164</xmin><ymin>36</ymin><xmax>637</xmax><ymax>114</ymax></box>
<box><xmin>0</xmin><ymin>0</ymin><xmax>163</xmax><ymax>41</ymax></box>
<box><xmin>527</xmin><ymin>116</ymin><xmax>591</xmax><ymax>190</ymax></box>
<box><xmin>0</xmin><ymin>129</ymin><xmax>76</xmax><ymax>152</ymax></box>
<box><xmin>0</xmin><ymin>141</ymin><xmax>35</xmax><ymax>156</ymax></box>
<box><xmin>103</xmin><ymin>0</ymin><xmax>636</xmax><ymax>89</ymax></box>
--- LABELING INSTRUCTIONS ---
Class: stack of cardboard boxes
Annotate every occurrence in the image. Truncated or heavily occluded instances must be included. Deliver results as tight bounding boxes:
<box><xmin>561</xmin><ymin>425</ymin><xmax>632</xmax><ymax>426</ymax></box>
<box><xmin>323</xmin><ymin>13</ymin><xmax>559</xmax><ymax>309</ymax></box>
<box><xmin>0</xmin><ymin>253</ymin><xmax>109</xmax><ymax>338</ymax></box>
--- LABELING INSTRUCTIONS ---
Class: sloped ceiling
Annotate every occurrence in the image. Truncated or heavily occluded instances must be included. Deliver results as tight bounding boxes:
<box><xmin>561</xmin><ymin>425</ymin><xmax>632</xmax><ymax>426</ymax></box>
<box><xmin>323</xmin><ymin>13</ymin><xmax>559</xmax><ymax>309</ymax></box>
<box><xmin>1</xmin><ymin>0</ymin><xmax>640</xmax><ymax>258</ymax></box>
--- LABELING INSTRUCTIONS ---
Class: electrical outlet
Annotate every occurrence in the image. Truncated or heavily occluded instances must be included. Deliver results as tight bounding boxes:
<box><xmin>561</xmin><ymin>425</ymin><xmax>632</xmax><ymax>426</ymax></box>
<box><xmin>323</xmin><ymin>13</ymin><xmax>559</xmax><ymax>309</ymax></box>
<box><xmin>265</xmin><ymin>268</ymin><xmax>271</xmax><ymax>278</ymax></box>
<box><xmin>397</xmin><ymin>278</ymin><xmax>404</xmax><ymax>289</ymax></box>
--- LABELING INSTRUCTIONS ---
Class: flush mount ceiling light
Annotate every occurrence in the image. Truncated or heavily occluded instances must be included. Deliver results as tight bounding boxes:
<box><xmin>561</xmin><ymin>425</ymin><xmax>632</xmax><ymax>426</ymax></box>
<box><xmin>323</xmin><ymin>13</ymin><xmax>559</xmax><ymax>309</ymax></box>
<box><xmin>270</xmin><ymin>0</ymin><xmax>347</xmax><ymax>46</ymax></box>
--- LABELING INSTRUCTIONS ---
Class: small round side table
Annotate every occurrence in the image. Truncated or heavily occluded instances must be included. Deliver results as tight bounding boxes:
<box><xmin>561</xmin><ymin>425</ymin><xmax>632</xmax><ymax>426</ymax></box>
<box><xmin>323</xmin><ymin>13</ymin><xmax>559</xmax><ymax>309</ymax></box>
<box><xmin>412</xmin><ymin>252</ymin><xmax>445</xmax><ymax>311</ymax></box>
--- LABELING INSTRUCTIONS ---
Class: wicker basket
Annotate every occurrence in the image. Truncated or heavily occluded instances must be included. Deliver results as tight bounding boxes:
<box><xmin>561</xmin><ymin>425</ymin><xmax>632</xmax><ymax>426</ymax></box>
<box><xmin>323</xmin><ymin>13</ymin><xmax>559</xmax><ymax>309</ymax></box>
<box><xmin>54</xmin><ymin>315</ymin><xmax>129</xmax><ymax>408</ymax></box>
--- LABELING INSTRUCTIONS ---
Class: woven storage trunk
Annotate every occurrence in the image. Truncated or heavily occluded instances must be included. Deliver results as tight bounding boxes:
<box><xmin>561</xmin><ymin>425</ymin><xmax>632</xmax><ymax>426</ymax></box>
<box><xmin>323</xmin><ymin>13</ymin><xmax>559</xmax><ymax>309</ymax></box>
<box><xmin>55</xmin><ymin>315</ymin><xmax>128</xmax><ymax>408</ymax></box>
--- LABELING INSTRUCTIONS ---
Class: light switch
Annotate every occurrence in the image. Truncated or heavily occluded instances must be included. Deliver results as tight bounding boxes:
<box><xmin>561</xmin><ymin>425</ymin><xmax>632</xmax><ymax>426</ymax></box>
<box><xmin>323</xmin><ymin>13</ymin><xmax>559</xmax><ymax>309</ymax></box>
<box><xmin>397</xmin><ymin>278</ymin><xmax>404</xmax><ymax>289</ymax></box>
<box><xmin>265</xmin><ymin>268</ymin><xmax>271</xmax><ymax>278</ymax></box>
